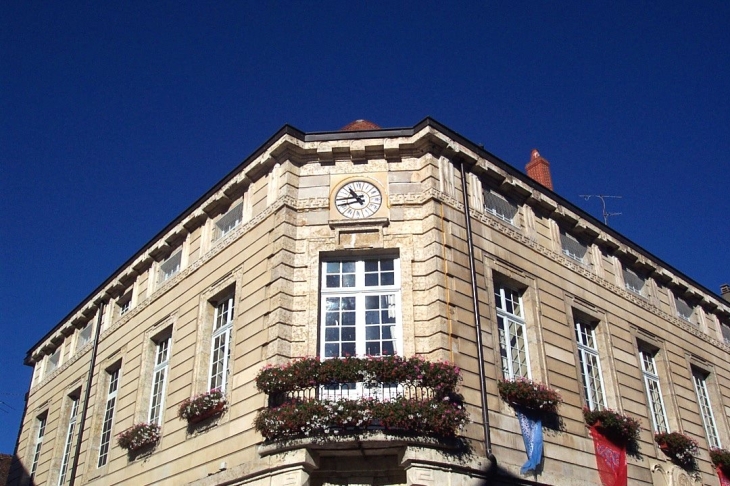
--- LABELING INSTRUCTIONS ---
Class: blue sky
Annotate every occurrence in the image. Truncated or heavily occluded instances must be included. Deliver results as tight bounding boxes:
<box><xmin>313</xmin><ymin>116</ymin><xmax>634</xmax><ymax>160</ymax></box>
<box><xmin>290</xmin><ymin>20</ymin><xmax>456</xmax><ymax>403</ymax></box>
<box><xmin>1</xmin><ymin>2</ymin><xmax>728</xmax><ymax>453</ymax></box>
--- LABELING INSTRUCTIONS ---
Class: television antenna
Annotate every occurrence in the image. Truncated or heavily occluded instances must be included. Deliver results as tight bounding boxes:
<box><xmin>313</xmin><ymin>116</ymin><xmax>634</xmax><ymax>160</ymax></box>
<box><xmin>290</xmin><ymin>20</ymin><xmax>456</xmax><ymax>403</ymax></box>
<box><xmin>579</xmin><ymin>194</ymin><xmax>622</xmax><ymax>226</ymax></box>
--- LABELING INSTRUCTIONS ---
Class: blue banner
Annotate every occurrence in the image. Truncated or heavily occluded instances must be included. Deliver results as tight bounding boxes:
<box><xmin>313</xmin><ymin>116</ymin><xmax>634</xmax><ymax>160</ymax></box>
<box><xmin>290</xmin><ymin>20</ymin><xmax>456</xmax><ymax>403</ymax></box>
<box><xmin>517</xmin><ymin>410</ymin><xmax>543</xmax><ymax>474</ymax></box>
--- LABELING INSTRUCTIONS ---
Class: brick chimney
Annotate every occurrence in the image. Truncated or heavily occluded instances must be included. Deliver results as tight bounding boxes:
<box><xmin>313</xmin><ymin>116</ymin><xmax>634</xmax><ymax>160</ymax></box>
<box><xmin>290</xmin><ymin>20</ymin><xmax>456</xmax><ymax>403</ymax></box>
<box><xmin>525</xmin><ymin>149</ymin><xmax>554</xmax><ymax>190</ymax></box>
<box><xmin>721</xmin><ymin>283</ymin><xmax>730</xmax><ymax>302</ymax></box>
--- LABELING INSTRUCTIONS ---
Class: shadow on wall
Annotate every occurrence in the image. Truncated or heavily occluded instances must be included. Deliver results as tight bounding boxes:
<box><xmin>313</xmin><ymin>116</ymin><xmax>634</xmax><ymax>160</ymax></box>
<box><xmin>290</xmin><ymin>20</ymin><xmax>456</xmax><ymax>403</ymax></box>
<box><xmin>4</xmin><ymin>454</ymin><xmax>33</xmax><ymax>486</ymax></box>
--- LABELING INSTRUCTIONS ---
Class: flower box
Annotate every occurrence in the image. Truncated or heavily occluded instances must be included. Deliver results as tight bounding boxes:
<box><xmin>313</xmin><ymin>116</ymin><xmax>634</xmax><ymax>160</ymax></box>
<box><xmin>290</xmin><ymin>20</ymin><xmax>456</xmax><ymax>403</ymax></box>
<box><xmin>583</xmin><ymin>407</ymin><xmax>641</xmax><ymax>445</ymax></box>
<box><xmin>710</xmin><ymin>448</ymin><xmax>730</xmax><ymax>475</ymax></box>
<box><xmin>655</xmin><ymin>431</ymin><xmax>699</xmax><ymax>470</ymax></box>
<box><xmin>178</xmin><ymin>389</ymin><xmax>227</xmax><ymax>423</ymax></box>
<box><xmin>497</xmin><ymin>377</ymin><xmax>562</xmax><ymax>415</ymax></box>
<box><xmin>116</xmin><ymin>423</ymin><xmax>161</xmax><ymax>452</ymax></box>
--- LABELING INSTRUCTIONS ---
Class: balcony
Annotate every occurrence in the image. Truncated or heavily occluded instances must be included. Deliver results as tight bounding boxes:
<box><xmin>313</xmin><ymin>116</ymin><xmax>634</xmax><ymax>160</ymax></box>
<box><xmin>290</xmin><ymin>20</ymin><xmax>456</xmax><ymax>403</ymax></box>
<box><xmin>254</xmin><ymin>355</ymin><xmax>467</xmax><ymax>442</ymax></box>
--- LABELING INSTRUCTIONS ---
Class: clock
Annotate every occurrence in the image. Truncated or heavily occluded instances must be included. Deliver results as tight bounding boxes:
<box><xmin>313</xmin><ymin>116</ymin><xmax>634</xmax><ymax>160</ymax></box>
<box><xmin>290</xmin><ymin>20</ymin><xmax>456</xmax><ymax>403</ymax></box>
<box><xmin>335</xmin><ymin>180</ymin><xmax>382</xmax><ymax>219</ymax></box>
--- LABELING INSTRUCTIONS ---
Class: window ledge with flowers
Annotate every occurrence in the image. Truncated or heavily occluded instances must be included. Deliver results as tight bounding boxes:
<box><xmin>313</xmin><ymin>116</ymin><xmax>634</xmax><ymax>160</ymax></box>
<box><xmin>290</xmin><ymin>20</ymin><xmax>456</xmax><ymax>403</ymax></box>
<box><xmin>178</xmin><ymin>389</ymin><xmax>227</xmax><ymax>424</ymax></box>
<box><xmin>254</xmin><ymin>356</ymin><xmax>468</xmax><ymax>443</ymax></box>
<box><xmin>655</xmin><ymin>431</ymin><xmax>699</xmax><ymax>470</ymax></box>
<box><xmin>497</xmin><ymin>377</ymin><xmax>562</xmax><ymax>416</ymax></box>
<box><xmin>710</xmin><ymin>448</ymin><xmax>730</xmax><ymax>475</ymax></box>
<box><xmin>583</xmin><ymin>408</ymin><xmax>641</xmax><ymax>447</ymax></box>
<box><xmin>117</xmin><ymin>423</ymin><xmax>161</xmax><ymax>453</ymax></box>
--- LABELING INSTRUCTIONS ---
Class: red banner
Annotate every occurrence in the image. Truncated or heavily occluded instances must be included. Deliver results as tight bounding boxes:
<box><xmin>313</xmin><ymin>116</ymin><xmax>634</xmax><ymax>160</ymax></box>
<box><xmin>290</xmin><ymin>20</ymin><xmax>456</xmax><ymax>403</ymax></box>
<box><xmin>718</xmin><ymin>467</ymin><xmax>730</xmax><ymax>486</ymax></box>
<box><xmin>590</xmin><ymin>425</ymin><xmax>627</xmax><ymax>486</ymax></box>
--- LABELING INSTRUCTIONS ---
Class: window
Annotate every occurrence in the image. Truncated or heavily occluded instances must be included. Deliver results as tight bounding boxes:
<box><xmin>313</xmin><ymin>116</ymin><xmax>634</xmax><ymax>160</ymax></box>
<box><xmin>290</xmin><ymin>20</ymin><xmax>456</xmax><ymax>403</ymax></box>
<box><xmin>639</xmin><ymin>348</ymin><xmax>668</xmax><ymax>433</ymax></box>
<box><xmin>30</xmin><ymin>413</ymin><xmax>47</xmax><ymax>479</ymax></box>
<box><xmin>692</xmin><ymin>369</ymin><xmax>721</xmax><ymax>448</ymax></box>
<box><xmin>46</xmin><ymin>348</ymin><xmax>61</xmax><ymax>376</ymax></box>
<box><xmin>560</xmin><ymin>230</ymin><xmax>588</xmax><ymax>263</ymax></box>
<box><xmin>118</xmin><ymin>292</ymin><xmax>132</xmax><ymax>317</ymax></box>
<box><xmin>494</xmin><ymin>283</ymin><xmax>530</xmax><ymax>379</ymax></box>
<box><xmin>674</xmin><ymin>295</ymin><xmax>694</xmax><ymax>322</ymax></box>
<box><xmin>623</xmin><ymin>266</ymin><xmax>646</xmax><ymax>295</ymax></box>
<box><xmin>209</xmin><ymin>295</ymin><xmax>234</xmax><ymax>391</ymax></box>
<box><xmin>98</xmin><ymin>367</ymin><xmax>120</xmax><ymax>467</ymax></box>
<box><xmin>320</xmin><ymin>257</ymin><xmax>401</xmax><ymax>359</ymax></box>
<box><xmin>483</xmin><ymin>189</ymin><xmax>518</xmax><ymax>224</ymax></box>
<box><xmin>58</xmin><ymin>395</ymin><xmax>79</xmax><ymax>486</ymax></box>
<box><xmin>158</xmin><ymin>250</ymin><xmax>182</xmax><ymax>284</ymax></box>
<box><xmin>575</xmin><ymin>319</ymin><xmax>606</xmax><ymax>410</ymax></box>
<box><xmin>215</xmin><ymin>202</ymin><xmax>243</xmax><ymax>240</ymax></box>
<box><xmin>149</xmin><ymin>336</ymin><xmax>171</xmax><ymax>425</ymax></box>
<box><xmin>721</xmin><ymin>321</ymin><xmax>730</xmax><ymax>344</ymax></box>
<box><xmin>77</xmin><ymin>322</ymin><xmax>92</xmax><ymax>351</ymax></box>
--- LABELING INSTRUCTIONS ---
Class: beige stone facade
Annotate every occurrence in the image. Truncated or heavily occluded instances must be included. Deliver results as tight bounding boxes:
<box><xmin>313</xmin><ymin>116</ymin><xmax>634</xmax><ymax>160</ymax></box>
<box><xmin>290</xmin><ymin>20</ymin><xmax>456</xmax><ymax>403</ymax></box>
<box><xmin>10</xmin><ymin>119</ymin><xmax>730</xmax><ymax>486</ymax></box>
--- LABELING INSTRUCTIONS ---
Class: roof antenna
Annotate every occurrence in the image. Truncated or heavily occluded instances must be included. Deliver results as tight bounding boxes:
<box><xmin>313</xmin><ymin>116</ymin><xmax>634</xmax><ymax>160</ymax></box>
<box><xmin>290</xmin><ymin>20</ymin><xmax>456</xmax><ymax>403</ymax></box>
<box><xmin>579</xmin><ymin>194</ymin><xmax>622</xmax><ymax>226</ymax></box>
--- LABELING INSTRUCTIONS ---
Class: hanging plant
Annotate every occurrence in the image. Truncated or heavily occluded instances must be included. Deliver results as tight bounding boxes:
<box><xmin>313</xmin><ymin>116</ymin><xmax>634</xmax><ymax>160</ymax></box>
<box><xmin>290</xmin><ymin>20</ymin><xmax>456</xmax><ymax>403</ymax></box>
<box><xmin>178</xmin><ymin>389</ymin><xmax>227</xmax><ymax>423</ymax></box>
<box><xmin>583</xmin><ymin>407</ymin><xmax>641</xmax><ymax>445</ymax></box>
<box><xmin>497</xmin><ymin>377</ymin><xmax>562</xmax><ymax>414</ymax></box>
<box><xmin>655</xmin><ymin>431</ymin><xmax>699</xmax><ymax>470</ymax></box>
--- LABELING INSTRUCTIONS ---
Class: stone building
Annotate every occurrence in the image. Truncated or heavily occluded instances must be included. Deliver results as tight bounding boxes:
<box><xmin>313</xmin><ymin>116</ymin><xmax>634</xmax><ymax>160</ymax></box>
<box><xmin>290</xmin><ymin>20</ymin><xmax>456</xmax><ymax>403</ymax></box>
<box><xmin>9</xmin><ymin>118</ymin><xmax>730</xmax><ymax>486</ymax></box>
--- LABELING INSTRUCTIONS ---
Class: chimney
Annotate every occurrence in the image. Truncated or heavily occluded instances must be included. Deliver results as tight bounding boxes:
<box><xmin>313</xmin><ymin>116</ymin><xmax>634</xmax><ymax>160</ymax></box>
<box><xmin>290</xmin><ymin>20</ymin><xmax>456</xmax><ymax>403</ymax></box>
<box><xmin>525</xmin><ymin>149</ymin><xmax>554</xmax><ymax>190</ymax></box>
<box><xmin>721</xmin><ymin>283</ymin><xmax>730</xmax><ymax>302</ymax></box>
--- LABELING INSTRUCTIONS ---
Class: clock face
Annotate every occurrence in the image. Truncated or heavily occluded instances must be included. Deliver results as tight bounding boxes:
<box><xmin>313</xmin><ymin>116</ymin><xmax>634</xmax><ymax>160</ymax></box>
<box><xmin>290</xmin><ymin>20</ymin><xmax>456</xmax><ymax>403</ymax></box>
<box><xmin>335</xmin><ymin>180</ymin><xmax>382</xmax><ymax>219</ymax></box>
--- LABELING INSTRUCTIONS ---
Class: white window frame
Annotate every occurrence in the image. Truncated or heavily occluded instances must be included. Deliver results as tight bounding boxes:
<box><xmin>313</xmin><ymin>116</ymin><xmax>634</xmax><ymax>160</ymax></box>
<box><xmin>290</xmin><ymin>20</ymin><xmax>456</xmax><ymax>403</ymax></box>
<box><xmin>319</xmin><ymin>257</ymin><xmax>402</xmax><ymax>399</ymax></box>
<box><xmin>158</xmin><ymin>250</ymin><xmax>182</xmax><ymax>284</ymax></box>
<box><xmin>623</xmin><ymin>266</ymin><xmax>646</xmax><ymax>295</ymax></box>
<box><xmin>639</xmin><ymin>348</ymin><xmax>669</xmax><ymax>433</ymax></box>
<box><xmin>98</xmin><ymin>367</ymin><xmax>120</xmax><ymax>467</ymax></box>
<box><xmin>494</xmin><ymin>283</ymin><xmax>530</xmax><ymax>380</ymax></box>
<box><xmin>76</xmin><ymin>323</ymin><xmax>92</xmax><ymax>351</ymax></box>
<box><xmin>674</xmin><ymin>294</ymin><xmax>694</xmax><ymax>322</ymax></box>
<box><xmin>214</xmin><ymin>202</ymin><xmax>243</xmax><ymax>240</ymax></box>
<box><xmin>208</xmin><ymin>295</ymin><xmax>234</xmax><ymax>392</ymax></box>
<box><xmin>46</xmin><ymin>348</ymin><xmax>61</xmax><ymax>376</ymax></box>
<box><xmin>692</xmin><ymin>369</ymin><xmax>721</xmax><ymax>448</ymax></box>
<box><xmin>58</xmin><ymin>396</ymin><xmax>79</xmax><ymax>486</ymax></box>
<box><xmin>148</xmin><ymin>337</ymin><xmax>171</xmax><ymax>425</ymax></box>
<box><xmin>575</xmin><ymin>319</ymin><xmax>606</xmax><ymax>411</ymax></box>
<box><xmin>30</xmin><ymin>413</ymin><xmax>47</xmax><ymax>479</ymax></box>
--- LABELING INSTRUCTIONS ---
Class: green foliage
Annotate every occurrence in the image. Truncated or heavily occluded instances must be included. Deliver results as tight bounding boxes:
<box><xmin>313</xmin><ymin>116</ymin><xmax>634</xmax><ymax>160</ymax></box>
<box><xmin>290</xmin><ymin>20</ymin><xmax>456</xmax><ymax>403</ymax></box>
<box><xmin>655</xmin><ymin>431</ymin><xmax>699</xmax><ymax>470</ymax></box>
<box><xmin>710</xmin><ymin>448</ymin><xmax>730</xmax><ymax>473</ymax></box>
<box><xmin>178</xmin><ymin>389</ymin><xmax>226</xmax><ymax>422</ymax></box>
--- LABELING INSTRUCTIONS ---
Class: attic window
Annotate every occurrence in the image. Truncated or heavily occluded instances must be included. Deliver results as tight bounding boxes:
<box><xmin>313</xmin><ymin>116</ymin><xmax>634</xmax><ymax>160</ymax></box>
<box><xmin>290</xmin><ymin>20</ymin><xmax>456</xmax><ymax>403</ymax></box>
<box><xmin>77</xmin><ymin>323</ymin><xmax>92</xmax><ymax>351</ymax></box>
<box><xmin>46</xmin><ymin>348</ymin><xmax>61</xmax><ymax>376</ymax></box>
<box><xmin>623</xmin><ymin>266</ymin><xmax>646</xmax><ymax>295</ymax></box>
<box><xmin>159</xmin><ymin>250</ymin><xmax>182</xmax><ymax>284</ymax></box>
<box><xmin>215</xmin><ymin>202</ymin><xmax>243</xmax><ymax>240</ymax></box>
<box><xmin>674</xmin><ymin>295</ymin><xmax>694</xmax><ymax>322</ymax></box>
<box><xmin>560</xmin><ymin>230</ymin><xmax>588</xmax><ymax>263</ymax></box>
<box><xmin>483</xmin><ymin>189</ymin><xmax>518</xmax><ymax>224</ymax></box>
<box><xmin>721</xmin><ymin>322</ymin><xmax>730</xmax><ymax>344</ymax></box>
<box><xmin>118</xmin><ymin>291</ymin><xmax>132</xmax><ymax>317</ymax></box>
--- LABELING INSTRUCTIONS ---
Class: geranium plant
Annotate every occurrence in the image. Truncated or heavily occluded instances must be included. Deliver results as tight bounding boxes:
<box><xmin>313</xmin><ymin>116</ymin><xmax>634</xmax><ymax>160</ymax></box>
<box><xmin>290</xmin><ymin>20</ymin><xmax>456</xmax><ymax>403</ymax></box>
<box><xmin>710</xmin><ymin>447</ymin><xmax>730</xmax><ymax>474</ymax></box>
<box><xmin>583</xmin><ymin>407</ymin><xmax>641</xmax><ymax>445</ymax></box>
<box><xmin>655</xmin><ymin>431</ymin><xmax>699</xmax><ymax>469</ymax></box>
<box><xmin>178</xmin><ymin>389</ymin><xmax>227</xmax><ymax>423</ymax></box>
<box><xmin>497</xmin><ymin>377</ymin><xmax>562</xmax><ymax>414</ymax></box>
<box><xmin>116</xmin><ymin>422</ymin><xmax>161</xmax><ymax>452</ymax></box>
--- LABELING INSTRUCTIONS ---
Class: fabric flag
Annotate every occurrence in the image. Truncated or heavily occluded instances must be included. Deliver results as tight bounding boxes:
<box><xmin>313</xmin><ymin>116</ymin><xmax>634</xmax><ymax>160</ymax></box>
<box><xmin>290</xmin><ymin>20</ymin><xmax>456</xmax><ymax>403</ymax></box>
<box><xmin>718</xmin><ymin>467</ymin><xmax>730</xmax><ymax>486</ymax></box>
<box><xmin>589</xmin><ymin>425</ymin><xmax>627</xmax><ymax>486</ymax></box>
<box><xmin>516</xmin><ymin>410</ymin><xmax>543</xmax><ymax>474</ymax></box>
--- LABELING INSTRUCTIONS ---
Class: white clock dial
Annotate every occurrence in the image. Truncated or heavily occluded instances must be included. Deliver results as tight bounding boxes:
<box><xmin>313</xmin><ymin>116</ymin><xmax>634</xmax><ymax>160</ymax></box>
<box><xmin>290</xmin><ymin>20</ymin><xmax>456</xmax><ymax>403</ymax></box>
<box><xmin>335</xmin><ymin>180</ymin><xmax>382</xmax><ymax>219</ymax></box>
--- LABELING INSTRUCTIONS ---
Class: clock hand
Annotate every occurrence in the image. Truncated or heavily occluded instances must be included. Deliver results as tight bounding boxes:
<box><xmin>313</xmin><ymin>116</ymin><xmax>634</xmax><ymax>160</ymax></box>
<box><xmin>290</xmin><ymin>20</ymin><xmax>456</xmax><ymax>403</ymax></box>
<box><xmin>348</xmin><ymin>188</ymin><xmax>365</xmax><ymax>204</ymax></box>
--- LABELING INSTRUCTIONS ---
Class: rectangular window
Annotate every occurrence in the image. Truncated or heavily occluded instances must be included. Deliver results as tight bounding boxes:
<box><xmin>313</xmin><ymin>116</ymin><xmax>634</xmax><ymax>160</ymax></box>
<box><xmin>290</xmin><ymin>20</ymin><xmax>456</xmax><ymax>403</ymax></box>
<box><xmin>560</xmin><ymin>230</ymin><xmax>588</xmax><ymax>263</ymax></box>
<box><xmin>639</xmin><ymin>349</ymin><xmax>669</xmax><ymax>433</ymax></box>
<box><xmin>118</xmin><ymin>291</ymin><xmax>132</xmax><ymax>317</ymax></box>
<box><xmin>692</xmin><ymin>369</ymin><xmax>721</xmax><ymax>448</ymax></box>
<box><xmin>721</xmin><ymin>322</ymin><xmax>730</xmax><ymax>344</ymax></box>
<box><xmin>209</xmin><ymin>295</ymin><xmax>234</xmax><ymax>391</ymax></box>
<box><xmin>46</xmin><ymin>348</ymin><xmax>61</xmax><ymax>376</ymax></box>
<box><xmin>77</xmin><ymin>323</ymin><xmax>92</xmax><ymax>351</ymax></box>
<box><xmin>483</xmin><ymin>189</ymin><xmax>518</xmax><ymax>224</ymax></box>
<box><xmin>494</xmin><ymin>283</ymin><xmax>530</xmax><ymax>379</ymax></box>
<box><xmin>674</xmin><ymin>295</ymin><xmax>694</xmax><ymax>322</ymax></box>
<box><xmin>158</xmin><ymin>250</ymin><xmax>182</xmax><ymax>284</ymax></box>
<box><xmin>149</xmin><ymin>337</ymin><xmax>171</xmax><ymax>425</ymax></box>
<box><xmin>98</xmin><ymin>367</ymin><xmax>120</xmax><ymax>467</ymax></box>
<box><xmin>215</xmin><ymin>202</ymin><xmax>243</xmax><ymax>240</ymax></box>
<box><xmin>623</xmin><ymin>266</ymin><xmax>646</xmax><ymax>295</ymax></box>
<box><xmin>575</xmin><ymin>319</ymin><xmax>606</xmax><ymax>410</ymax></box>
<box><xmin>320</xmin><ymin>257</ymin><xmax>401</xmax><ymax>358</ymax></box>
<box><xmin>58</xmin><ymin>395</ymin><xmax>79</xmax><ymax>486</ymax></box>
<box><xmin>30</xmin><ymin>413</ymin><xmax>47</xmax><ymax>479</ymax></box>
